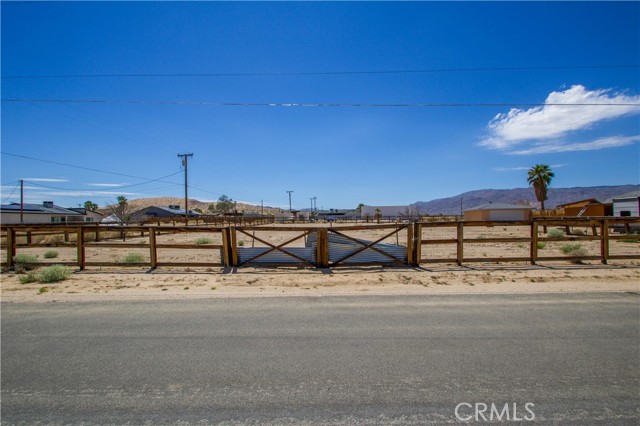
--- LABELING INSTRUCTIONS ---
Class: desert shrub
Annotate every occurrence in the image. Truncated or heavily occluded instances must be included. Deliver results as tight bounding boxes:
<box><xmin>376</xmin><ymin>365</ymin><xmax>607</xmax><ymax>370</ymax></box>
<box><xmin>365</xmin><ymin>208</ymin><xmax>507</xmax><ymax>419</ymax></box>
<box><xmin>38</xmin><ymin>287</ymin><xmax>49</xmax><ymax>294</ymax></box>
<box><xmin>572</xmin><ymin>229</ymin><xmax>585</xmax><ymax>236</ymax></box>
<box><xmin>238</xmin><ymin>240</ymin><xmax>245</xmax><ymax>246</ymax></box>
<box><xmin>537</xmin><ymin>242</ymin><xmax>546</xmax><ymax>250</ymax></box>
<box><xmin>547</xmin><ymin>228</ymin><xmax>565</xmax><ymax>238</ymax></box>
<box><xmin>195</xmin><ymin>237</ymin><xmax>212</xmax><ymax>245</ymax></box>
<box><xmin>39</xmin><ymin>265</ymin><xmax>71</xmax><ymax>283</ymax></box>
<box><xmin>43</xmin><ymin>250</ymin><xmax>59</xmax><ymax>259</ymax></box>
<box><xmin>561</xmin><ymin>243</ymin><xmax>587</xmax><ymax>257</ymax></box>
<box><xmin>122</xmin><ymin>252</ymin><xmax>145</xmax><ymax>264</ymax></box>
<box><xmin>619</xmin><ymin>233</ymin><xmax>640</xmax><ymax>243</ymax></box>
<box><xmin>13</xmin><ymin>254</ymin><xmax>39</xmax><ymax>272</ymax></box>
<box><xmin>19</xmin><ymin>272</ymin><xmax>39</xmax><ymax>284</ymax></box>
<box><xmin>42</xmin><ymin>235</ymin><xmax>64</xmax><ymax>244</ymax></box>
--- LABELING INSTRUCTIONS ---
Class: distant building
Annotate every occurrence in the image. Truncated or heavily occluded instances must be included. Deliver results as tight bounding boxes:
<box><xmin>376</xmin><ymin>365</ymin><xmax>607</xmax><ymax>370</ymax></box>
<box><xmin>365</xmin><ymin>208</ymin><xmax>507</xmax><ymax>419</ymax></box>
<box><xmin>556</xmin><ymin>198</ymin><xmax>612</xmax><ymax>217</ymax></box>
<box><xmin>463</xmin><ymin>202</ymin><xmax>533</xmax><ymax>221</ymax></box>
<box><xmin>316</xmin><ymin>209</ymin><xmax>359</xmax><ymax>221</ymax></box>
<box><xmin>0</xmin><ymin>201</ymin><xmax>95</xmax><ymax>224</ymax></box>
<box><xmin>611</xmin><ymin>190</ymin><xmax>640</xmax><ymax>217</ymax></box>
<box><xmin>360</xmin><ymin>205</ymin><xmax>411</xmax><ymax>220</ymax></box>
<box><xmin>128</xmin><ymin>205</ymin><xmax>201</xmax><ymax>223</ymax></box>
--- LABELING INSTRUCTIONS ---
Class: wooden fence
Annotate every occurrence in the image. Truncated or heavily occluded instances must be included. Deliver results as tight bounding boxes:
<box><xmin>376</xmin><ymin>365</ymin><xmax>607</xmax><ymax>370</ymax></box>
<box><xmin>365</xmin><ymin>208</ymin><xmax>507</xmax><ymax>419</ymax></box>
<box><xmin>414</xmin><ymin>217</ymin><xmax>640</xmax><ymax>266</ymax></box>
<box><xmin>1</xmin><ymin>217</ymin><xmax>638</xmax><ymax>271</ymax></box>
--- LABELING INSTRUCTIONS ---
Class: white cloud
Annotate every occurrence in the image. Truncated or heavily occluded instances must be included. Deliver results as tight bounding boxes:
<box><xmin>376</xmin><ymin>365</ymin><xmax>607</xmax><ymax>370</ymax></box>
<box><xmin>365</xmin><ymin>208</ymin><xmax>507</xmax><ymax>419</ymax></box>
<box><xmin>22</xmin><ymin>190</ymin><xmax>139</xmax><ymax>198</ymax></box>
<box><xmin>86</xmin><ymin>183</ymin><xmax>129</xmax><ymax>187</ymax></box>
<box><xmin>510</xmin><ymin>135</ymin><xmax>640</xmax><ymax>155</ymax></box>
<box><xmin>493</xmin><ymin>163</ymin><xmax>567</xmax><ymax>172</ymax></box>
<box><xmin>23</xmin><ymin>178</ymin><xmax>69</xmax><ymax>182</ymax></box>
<box><xmin>480</xmin><ymin>85</ymin><xmax>640</xmax><ymax>153</ymax></box>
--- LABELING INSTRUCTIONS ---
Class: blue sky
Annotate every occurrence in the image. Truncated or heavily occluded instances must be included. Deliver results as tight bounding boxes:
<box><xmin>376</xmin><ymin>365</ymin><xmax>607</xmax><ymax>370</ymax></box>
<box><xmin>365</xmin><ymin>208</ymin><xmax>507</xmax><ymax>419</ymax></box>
<box><xmin>2</xmin><ymin>1</ymin><xmax>639</xmax><ymax>210</ymax></box>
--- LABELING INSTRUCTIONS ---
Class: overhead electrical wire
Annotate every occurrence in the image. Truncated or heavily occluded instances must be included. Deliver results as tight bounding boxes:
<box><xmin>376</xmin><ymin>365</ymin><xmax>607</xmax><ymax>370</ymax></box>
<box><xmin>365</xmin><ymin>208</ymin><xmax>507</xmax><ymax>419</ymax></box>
<box><xmin>1</xmin><ymin>182</ymin><xmax>20</xmax><ymax>203</ymax></box>
<box><xmin>2</xmin><ymin>99</ymin><xmax>639</xmax><ymax>108</ymax></box>
<box><xmin>2</xmin><ymin>64</ymin><xmax>638</xmax><ymax>79</ymax></box>
<box><xmin>1</xmin><ymin>151</ymin><xmax>182</xmax><ymax>183</ymax></box>
<box><xmin>23</xmin><ymin>170</ymin><xmax>184</xmax><ymax>191</ymax></box>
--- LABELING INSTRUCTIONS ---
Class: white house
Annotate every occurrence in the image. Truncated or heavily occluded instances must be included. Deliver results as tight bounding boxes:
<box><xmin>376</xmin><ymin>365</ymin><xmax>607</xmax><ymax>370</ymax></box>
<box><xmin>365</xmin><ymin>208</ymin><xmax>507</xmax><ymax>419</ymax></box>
<box><xmin>0</xmin><ymin>202</ymin><xmax>94</xmax><ymax>224</ymax></box>
<box><xmin>612</xmin><ymin>190</ymin><xmax>640</xmax><ymax>217</ymax></box>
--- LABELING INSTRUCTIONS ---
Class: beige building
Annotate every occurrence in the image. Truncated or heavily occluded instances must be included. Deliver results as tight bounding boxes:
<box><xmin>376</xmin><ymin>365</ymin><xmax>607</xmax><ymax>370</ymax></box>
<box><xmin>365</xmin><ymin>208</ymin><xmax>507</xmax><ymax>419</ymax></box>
<box><xmin>463</xmin><ymin>202</ymin><xmax>533</xmax><ymax>221</ymax></box>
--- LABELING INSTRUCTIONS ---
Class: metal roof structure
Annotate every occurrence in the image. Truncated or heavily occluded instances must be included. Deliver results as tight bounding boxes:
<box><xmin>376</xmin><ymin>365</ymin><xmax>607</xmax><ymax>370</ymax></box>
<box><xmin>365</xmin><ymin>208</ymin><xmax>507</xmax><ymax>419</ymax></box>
<box><xmin>464</xmin><ymin>202</ymin><xmax>533</xmax><ymax>211</ymax></box>
<box><xmin>0</xmin><ymin>202</ymin><xmax>83</xmax><ymax>216</ymax></box>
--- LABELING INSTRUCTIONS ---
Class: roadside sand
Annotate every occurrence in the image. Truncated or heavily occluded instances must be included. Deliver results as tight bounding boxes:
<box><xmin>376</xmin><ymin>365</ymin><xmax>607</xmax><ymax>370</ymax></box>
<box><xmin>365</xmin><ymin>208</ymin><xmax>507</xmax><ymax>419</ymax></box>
<box><xmin>2</xmin><ymin>265</ymin><xmax>639</xmax><ymax>303</ymax></box>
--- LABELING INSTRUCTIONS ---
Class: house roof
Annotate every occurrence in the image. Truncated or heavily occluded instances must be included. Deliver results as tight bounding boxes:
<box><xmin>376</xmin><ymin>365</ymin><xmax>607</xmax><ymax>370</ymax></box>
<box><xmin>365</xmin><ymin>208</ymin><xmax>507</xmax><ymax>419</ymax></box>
<box><xmin>0</xmin><ymin>202</ymin><xmax>82</xmax><ymax>215</ymax></box>
<box><xmin>607</xmin><ymin>190</ymin><xmax>640</xmax><ymax>203</ymax></box>
<box><xmin>464</xmin><ymin>202</ymin><xmax>533</xmax><ymax>212</ymax></box>
<box><xmin>133</xmin><ymin>206</ymin><xmax>201</xmax><ymax>216</ymax></box>
<box><xmin>556</xmin><ymin>198</ymin><xmax>606</xmax><ymax>208</ymax></box>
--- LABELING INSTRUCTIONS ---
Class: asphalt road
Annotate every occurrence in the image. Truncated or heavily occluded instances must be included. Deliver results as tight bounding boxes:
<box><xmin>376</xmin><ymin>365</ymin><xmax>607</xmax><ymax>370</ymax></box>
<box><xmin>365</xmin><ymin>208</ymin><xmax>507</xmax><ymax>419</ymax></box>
<box><xmin>2</xmin><ymin>293</ymin><xmax>639</xmax><ymax>425</ymax></box>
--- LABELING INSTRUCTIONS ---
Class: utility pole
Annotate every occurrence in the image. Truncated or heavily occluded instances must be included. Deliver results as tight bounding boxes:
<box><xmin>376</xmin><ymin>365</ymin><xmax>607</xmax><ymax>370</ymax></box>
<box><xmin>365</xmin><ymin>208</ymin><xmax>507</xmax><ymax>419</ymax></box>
<box><xmin>178</xmin><ymin>153</ymin><xmax>193</xmax><ymax>224</ymax></box>
<box><xmin>261</xmin><ymin>200</ymin><xmax>264</xmax><ymax>216</ymax></box>
<box><xmin>312</xmin><ymin>196</ymin><xmax>317</xmax><ymax>211</ymax></box>
<box><xmin>286</xmin><ymin>190</ymin><xmax>293</xmax><ymax>212</ymax></box>
<box><xmin>20</xmin><ymin>179</ymin><xmax>24</xmax><ymax>224</ymax></box>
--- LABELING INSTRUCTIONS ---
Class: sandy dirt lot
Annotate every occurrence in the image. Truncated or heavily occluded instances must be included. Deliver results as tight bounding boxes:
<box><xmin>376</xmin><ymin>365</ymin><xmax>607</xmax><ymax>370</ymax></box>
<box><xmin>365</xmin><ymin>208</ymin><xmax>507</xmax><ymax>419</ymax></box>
<box><xmin>2</xmin><ymin>265</ymin><xmax>639</xmax><ymax>303</ymax></box>
<box><xmin>2</xmin><ymin>223</ymin><xmax>639</xmax><ymax>302</ymax></box>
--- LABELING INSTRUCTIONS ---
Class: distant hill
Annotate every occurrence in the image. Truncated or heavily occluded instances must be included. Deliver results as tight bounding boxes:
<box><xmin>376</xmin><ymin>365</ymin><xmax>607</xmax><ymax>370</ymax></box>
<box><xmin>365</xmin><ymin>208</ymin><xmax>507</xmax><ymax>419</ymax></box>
<box><xmin>101</xmin><ymin>197</ymin><xmax>285</xmax><ymax>215</ymax></box>
<box><xmin>412</xmin><ymin>185</ymin><xmax>640</xmax><ymax>215</ymax></box>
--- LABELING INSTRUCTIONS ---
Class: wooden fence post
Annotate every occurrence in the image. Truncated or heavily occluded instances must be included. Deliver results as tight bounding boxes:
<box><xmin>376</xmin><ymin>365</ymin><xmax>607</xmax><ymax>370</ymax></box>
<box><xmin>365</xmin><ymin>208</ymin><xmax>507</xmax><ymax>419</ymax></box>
<box><xmin>6</xmin><ymin>227</ymin><xmax>15</xmax><ymax>270</ymax></box>
<box><xmin>530</xmin><ymin>221</ymin><xmax>538</xmax><ymax>265</ymax></box>
<box><xmin>77</xmin><ymin>226</ymin><xmax>85</xmax><ymax>271</ymax></box>
<box><xmin>149</xmin><ymin>227</ymin><xmax>157</xmax><ymax>269</ymax></box>
<box><xmin>230</xmin><ymin>226</ymin><xmax>238</xmax><ymax>267</ymax></box>
<box><xmin>414</xmin><ymin>223</ymin><xmax>422</xmax><ymax>267</ymax></box>
<box><xmin>600</xmin><ymin>219</ymin><xmax>609</xmax><ymax>265</ymax></box>
<box><xmin>316</xmin><ymin>228</ymin><xmax>329</xmax><ymax>268</ymax></box>
<box><xmin>456</xmin><ymin>222</ymin><xmax>464</xmax><ymax>266</ymax></box>
<box><xmin>406</xmin><ymin>223</ymin><xmax>414</xmax><ymax>266</ymax></box>
<box><xmin>221</xmin><ymin>228</ymin><xmax>230</xmax><ymax>268</ymax></box>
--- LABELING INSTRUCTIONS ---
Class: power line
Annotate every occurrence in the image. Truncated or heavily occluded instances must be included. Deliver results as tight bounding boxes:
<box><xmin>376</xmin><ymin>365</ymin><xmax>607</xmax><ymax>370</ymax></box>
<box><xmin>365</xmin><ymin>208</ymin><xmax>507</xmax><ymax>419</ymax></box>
<box><xmin>22</xmin><ymin>171</ymin><xmax>184</xmax><ymax>191</ymax></box>
<box><xmin>1</xmin><ymin>151</ymin><xmax>182</xmax><ymax>182</ymax></box>
<box><xmin>2</xmin><ymin>99</ymin><xmax>639</xmax><ymax>108</ymax></box>
<box><xmin>2</xmin><ymin>64</ymin><xmax>638</xmax><ymax>79</ymax></box>
<box><xmin>1</xmin><ymin>182</ymin><xmax>20</xmax><ymax>203</ymax></box>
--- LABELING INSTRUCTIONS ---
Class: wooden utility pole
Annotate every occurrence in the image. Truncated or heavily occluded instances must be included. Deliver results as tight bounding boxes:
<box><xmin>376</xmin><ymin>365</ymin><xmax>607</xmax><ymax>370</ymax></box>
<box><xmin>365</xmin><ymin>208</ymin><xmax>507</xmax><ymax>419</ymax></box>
<box><xmin>286</xmin><ymin>190</ymin><xmax>293</xmax><ymax>212</ymax></box>
<box><xmin>177</xmin><ymin>153</ymin><xmax>193</xmax><ymax>224</ymax></box>
<box><xmin>20</xmin><ymin>179</ymin><xmax>24</xmax><ymax>223</ymax></box>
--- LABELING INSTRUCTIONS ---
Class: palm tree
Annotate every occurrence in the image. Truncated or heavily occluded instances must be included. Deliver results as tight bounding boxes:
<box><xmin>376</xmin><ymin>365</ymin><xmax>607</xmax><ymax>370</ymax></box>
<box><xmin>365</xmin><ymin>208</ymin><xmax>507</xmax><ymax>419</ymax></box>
<box><xmin>84</xmin><ymin>200</ymin><xmax>98</xmax><ymax>211</ymax></box>
<box><xmin>527</xmin><ymin>164</ymin><xmax>554</xmax><ymax>211</ymax></box>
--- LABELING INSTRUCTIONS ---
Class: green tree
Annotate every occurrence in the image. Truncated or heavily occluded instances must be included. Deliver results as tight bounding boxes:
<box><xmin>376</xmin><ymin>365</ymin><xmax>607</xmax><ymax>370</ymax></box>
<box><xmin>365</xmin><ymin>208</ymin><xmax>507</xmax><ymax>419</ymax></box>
<box><xmin>110</xmin><ymin>195</ymin><xmax>131</xmax><ymax>224</ymax></box>
<box><xmin>527</xmin><ymin>164</ymin><xmax>555</xmax><ymax>211</ymax></box>
<box><xmin>84</xmin><ymin>201</ymin><xmax>98</xmax><ymax>211</ymax></box>
<box><xmin>215</xmin><ymin>195</ymin><xmax>237</xmax><ymax>213</ymax></box>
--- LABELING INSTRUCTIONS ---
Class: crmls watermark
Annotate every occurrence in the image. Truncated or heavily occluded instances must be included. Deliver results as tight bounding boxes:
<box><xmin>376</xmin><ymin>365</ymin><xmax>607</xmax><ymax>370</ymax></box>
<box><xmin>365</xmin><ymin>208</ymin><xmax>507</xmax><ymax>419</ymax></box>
<box><xmin>455</xmin><ymin>402</ymin><xmax>535</xmax><ymax>422</ymax></box>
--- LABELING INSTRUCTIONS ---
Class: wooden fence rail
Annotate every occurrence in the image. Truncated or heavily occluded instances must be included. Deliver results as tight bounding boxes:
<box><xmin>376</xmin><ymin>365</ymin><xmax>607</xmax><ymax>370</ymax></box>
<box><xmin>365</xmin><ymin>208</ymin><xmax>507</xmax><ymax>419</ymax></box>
<box><xmin>1</xmin><ymin>218</ymin><xmax>638</xmax><ymax>271</ymax></box>
<box><xmin>413</xmin><ymin>217</ymin><xmax>640</xmax><ymax>266</ymax></box>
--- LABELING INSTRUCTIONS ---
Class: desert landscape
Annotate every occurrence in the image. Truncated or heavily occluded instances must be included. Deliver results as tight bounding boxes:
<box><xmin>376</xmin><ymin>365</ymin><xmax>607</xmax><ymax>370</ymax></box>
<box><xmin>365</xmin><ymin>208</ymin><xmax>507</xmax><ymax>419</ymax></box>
<box><xmin>2</xmin><ymin>222</ymin><xmax>638</xmax><ymax>303</ymax></box>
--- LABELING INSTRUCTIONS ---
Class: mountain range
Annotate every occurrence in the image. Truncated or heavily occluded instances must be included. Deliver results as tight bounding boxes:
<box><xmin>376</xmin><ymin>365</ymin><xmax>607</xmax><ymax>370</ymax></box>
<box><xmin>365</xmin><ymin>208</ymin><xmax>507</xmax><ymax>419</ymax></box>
<box><xmin>112</xmin><ymin>185</ymin><xmax>639</xmax><ymax>216</ymax></box>
<box><xmin>412</xmin><ymin>185</ymin><xmax>640</xmax><ymax>215</ymax></box>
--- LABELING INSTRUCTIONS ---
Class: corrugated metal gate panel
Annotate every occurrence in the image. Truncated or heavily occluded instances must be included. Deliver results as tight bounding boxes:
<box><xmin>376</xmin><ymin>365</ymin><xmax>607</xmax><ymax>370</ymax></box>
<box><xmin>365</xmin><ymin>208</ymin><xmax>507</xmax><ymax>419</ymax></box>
<box><xmin>327</xmin><ymin>243</ymin><xmax>407</xmax><ymax>264</ymax></box>
<box><xmin>238</xmin><ymin>247</ymin><xmax>316</xmax><ymax>264</ymax></box>
<box><xmin>238</xmin><ymin>229</ymin><xmax>406</xmax><ymax>266</ymax></box>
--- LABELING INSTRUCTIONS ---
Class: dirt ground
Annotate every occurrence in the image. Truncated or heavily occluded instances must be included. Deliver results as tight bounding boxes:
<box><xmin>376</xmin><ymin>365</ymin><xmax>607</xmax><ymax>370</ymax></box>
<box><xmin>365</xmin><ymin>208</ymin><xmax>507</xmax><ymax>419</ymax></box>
<box><xmin>2</xmin><ymin>264</ymin><xmax>639</xmax><ymax>303</ymax></box>
<box><xmin>2</xmin><ymin>223</ymin><xmax>639</xmax><ymax>302</ymax></box>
